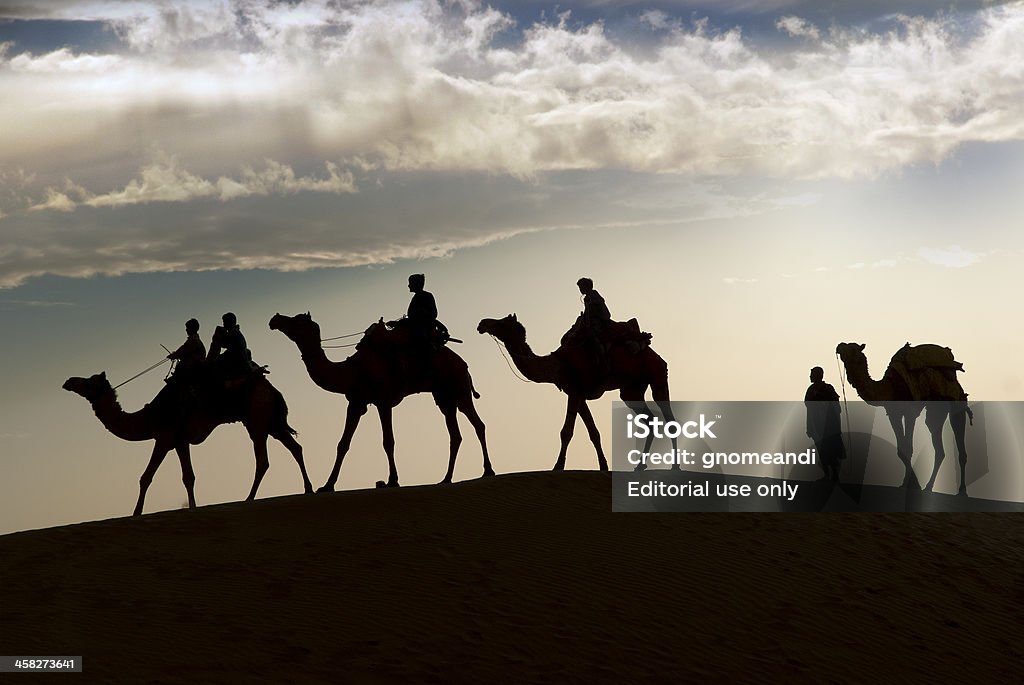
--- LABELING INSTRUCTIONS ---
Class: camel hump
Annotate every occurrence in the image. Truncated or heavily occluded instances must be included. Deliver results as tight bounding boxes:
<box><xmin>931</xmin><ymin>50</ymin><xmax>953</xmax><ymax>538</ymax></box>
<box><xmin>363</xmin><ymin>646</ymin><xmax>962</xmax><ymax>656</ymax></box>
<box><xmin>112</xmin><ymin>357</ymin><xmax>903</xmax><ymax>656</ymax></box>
<box><xmin>892</xmin><ymin>344</ymin><xmax>964</xmax><ymax>373</ymax></box>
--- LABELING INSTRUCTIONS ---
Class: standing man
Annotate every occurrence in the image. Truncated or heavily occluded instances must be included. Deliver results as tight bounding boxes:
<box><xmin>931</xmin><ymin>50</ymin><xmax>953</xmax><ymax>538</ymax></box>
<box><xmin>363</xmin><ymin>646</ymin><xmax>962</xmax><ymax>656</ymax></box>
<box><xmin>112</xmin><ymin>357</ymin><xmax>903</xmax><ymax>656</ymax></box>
<box><xmin>805</xmin><ymin>366</ymin><xmax>846</xmax><ymax>482</ymax></box>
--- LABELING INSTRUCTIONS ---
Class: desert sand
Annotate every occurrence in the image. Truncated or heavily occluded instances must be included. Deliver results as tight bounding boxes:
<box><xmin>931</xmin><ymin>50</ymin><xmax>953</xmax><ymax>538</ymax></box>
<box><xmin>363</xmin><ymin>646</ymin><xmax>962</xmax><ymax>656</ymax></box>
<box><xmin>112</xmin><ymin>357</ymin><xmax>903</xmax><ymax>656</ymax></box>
<box><xmin>1</xmin><ymin>471</ymin><xmax>1022</xmax><ymax>683</ymax></box>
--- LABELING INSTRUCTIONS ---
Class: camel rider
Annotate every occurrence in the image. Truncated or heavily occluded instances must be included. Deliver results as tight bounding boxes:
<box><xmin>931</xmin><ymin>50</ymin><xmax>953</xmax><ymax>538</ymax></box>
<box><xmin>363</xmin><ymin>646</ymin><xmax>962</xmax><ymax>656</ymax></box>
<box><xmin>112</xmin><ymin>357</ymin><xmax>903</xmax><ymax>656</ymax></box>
<box><xmin>406</xmin><ymin>273</ymin><xmax>438</xmax><ymax>354</ymax></box>
<box><xmin>167</xmin><ymin>318</ymin><xmax>206</xmax><ymax>384</ymax></box>
<box><xmin>576</xmin><ymin>277</ymin><xmax>611</xmax><ymax>372</ymax></box>
<box><xmin>208</xmin><ymin>312</ymin><xmax>253</xmax><ymax>380</ymax></box>
<box><xmin>577</xmin><ymin>277</ymin><xmax>611</xmax><ymax>336</ymax></box>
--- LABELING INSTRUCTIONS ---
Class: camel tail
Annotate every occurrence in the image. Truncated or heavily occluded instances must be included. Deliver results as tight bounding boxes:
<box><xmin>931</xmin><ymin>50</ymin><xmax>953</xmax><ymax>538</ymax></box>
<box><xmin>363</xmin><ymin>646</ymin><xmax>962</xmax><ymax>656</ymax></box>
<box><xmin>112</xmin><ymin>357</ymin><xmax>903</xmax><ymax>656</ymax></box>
<box><xmin>469</xmin><ymin>371</ymin><xmax>481</xmax><ymax>399</ymax></box>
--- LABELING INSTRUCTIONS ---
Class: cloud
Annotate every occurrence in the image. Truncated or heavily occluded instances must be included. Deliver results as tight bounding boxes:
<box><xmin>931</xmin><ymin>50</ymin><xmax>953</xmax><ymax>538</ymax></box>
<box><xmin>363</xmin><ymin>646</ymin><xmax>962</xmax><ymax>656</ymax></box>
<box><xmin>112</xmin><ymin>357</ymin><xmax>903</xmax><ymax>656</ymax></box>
<box><xmin>0</xmin><ymin>170</ymin><xmax>789</xmax><ymax>288</ymax></box>
<box><xmin>775</xmin><ymin>16</ymin><xmax>819</xmax><ymax>40</ymax></box>
<box><xmin>23</xmin><ymin>155</ymin><xmax>357</xmax><ymax>212</ymax></box>
<box><xmin>1</xmin><ymin>0</ymin><xmax>1023</xmax><ymax>285</ymax></box>
<box><xmin>1</xmin><ymin>0</ymin><xmax>1023</xmax><ymax>182</ymax></box>
<box><xmin>0</xmin><ymin>299</ymin><xmax>74</xmax><ymax>308</ymax></box>
<box><xmin>917</xmin><ymin>245</ymin><xmax>985</xmax><ymax>267</ymax></box>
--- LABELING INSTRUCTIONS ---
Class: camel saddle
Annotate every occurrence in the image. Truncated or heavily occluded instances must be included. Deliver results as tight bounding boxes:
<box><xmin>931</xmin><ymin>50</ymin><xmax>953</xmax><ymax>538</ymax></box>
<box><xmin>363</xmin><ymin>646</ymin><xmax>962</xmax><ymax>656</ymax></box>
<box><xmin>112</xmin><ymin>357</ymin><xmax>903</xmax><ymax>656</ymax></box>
<box><xmin>560</xmin><ymin>316</ymin><xmax>652</xmax><ymax>353</ymax></box>
<box><xmin>888</xmin><ymin>343</ymin><xmax>967</xmax><ymax>401</ymax></box>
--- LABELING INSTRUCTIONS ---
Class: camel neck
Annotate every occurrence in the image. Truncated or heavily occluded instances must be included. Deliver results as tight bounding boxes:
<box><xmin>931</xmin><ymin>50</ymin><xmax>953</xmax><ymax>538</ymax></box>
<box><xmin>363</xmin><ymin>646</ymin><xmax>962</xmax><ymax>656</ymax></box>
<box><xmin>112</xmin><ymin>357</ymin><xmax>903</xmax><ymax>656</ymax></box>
<box><xmin>841</xmin><ymin>354</ymin><xmax>893</xmax><ymax>406</ymax></box>
<box><xmin>298</xmin><ymin>339</ymin><xmax>354</xmax><ymax>394</ymax></box>
<box><xmin>503</xmin><ymin>338</ymin><xmax>561</xmax><ymax>385</ymax></box>
<box><xmin>91</xmin><ymin>392</ymin><xmax>154</xmax><ymax>442</ymax></box>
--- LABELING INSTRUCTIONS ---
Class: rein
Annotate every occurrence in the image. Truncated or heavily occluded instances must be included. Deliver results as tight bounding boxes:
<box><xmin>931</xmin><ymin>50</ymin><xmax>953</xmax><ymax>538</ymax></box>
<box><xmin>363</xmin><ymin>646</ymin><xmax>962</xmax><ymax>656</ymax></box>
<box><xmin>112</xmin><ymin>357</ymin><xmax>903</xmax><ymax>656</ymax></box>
<box><xmin>489</xmin><ymin>335</ymin><xmax>531</xmax><ymax>384</ymax></box>
<box><xmin>321</xmin><ymin>331</ymin><xmax>363</xmax><ymax>342</ymax></box>
<box><xmin>835</xmin><ymin>353</ymin><xmax>853</xmax><ymax>460</ymax></box>
<box><xmin>113</xmin><ymin>356</ymin><xmax>171</xmax><ymax>390</ymax></box>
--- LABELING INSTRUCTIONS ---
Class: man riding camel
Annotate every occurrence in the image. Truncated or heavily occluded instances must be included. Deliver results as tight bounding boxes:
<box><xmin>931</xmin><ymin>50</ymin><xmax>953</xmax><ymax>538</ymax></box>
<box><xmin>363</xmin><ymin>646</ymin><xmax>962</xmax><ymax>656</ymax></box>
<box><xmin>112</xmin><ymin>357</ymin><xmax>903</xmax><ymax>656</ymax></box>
<box><xmin>167</xmin><ymin>318</ymin><xmax>206</xmax><ymax>381</ymax></box>
<box><xmin>208</xmin><ymin>312</ymin><xmax>254</xmax><ymax>381</ymax></box>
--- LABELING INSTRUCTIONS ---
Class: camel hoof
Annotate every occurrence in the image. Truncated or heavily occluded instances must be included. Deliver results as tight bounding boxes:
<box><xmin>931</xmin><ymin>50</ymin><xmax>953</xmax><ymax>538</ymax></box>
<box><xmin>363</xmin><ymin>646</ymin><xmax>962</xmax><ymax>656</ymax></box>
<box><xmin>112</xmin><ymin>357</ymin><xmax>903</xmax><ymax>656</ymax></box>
<box><xmin>958</xmin><ymin>487</ymin><xmax>968</xmax><ymax>497</ymax></box>
<box><xmin>376</xmin><ymin>480</ymin><xmax>399</xmax><ymax>489</ymax></box>
<box><xmin>317</xmin><ymin>484</ymin><xmax>335</xmax><ymax>493</ymax></box>
<box><xmin>438</xmin><ymin>478</ymin><xmax>454</xmax><ymax>485</ymax></box>
<box><xmin>482</xmin><ymin>468</ymin><xmax>496</xmax><ymax>478</ymax></box>
<box><xmin>634</xmin><ymin>463</ymin><xmax>647</xmax><ymax>473</ymax></box>
<box><xmin>303</xmin><ymin>485</ymin><xmax>314</xmax><ymax>495</ymax></box>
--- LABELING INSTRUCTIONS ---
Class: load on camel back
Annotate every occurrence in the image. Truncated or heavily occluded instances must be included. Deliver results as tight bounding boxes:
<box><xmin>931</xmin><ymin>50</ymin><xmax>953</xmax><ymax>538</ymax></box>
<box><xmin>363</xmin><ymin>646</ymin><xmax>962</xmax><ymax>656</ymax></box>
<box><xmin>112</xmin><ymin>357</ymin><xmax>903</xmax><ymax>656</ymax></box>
<box><xmin>888</xmin><ymin>343</ymin><xmax>969</xmax><ymax>402</ymax></box>
<box><xmin>356</xmin><ymin>317</ymin><xmax>460</xmax><ymax>372</ymax></box>
<box><xmin>353</xmin><ymin>273</ymin><xmax>464</xmax><ymax>380</ymax></box>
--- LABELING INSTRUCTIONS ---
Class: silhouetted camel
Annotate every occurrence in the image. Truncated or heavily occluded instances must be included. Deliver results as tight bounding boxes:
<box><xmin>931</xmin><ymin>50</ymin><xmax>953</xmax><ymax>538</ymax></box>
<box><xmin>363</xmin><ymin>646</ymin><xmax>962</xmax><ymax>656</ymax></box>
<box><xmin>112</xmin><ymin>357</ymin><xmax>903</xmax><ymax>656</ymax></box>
<box><xmin>269</xmin><ymin>313</ymin><xmax>494</xmax><ymax>489</ymax></box>
<box><xmin>478</xmin><ymin>314</ymin><xmax>676</xmax><ymax>470</ymax></box>
<box><xmin>836</xmin><ymin>342</ymin><xmax>971</xmax><ymax>494</ymax></box>
<box><xmin>63</xmin><ymin>372</ymin><xmax>314</xmax><ymax>515</ymax></box>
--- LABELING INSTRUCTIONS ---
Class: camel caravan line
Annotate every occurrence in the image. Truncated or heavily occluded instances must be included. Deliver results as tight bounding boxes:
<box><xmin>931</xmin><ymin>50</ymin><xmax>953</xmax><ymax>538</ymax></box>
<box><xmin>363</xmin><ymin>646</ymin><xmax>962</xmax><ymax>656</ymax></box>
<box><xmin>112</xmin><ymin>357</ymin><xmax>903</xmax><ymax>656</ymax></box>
<box><xmin>63</xmin><ymin>279</ymin><xmax>975</xmax><ymax>516</ymax></box>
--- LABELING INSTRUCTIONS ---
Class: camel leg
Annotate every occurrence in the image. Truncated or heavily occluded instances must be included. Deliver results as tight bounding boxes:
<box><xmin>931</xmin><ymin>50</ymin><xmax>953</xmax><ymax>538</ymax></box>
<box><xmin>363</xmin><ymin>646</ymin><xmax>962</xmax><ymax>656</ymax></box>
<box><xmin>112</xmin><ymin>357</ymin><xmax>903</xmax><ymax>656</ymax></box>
<box><xmin>950</xmin><ymin>404</ymin><xmax>969</xmax><ymax>496</ymax></box>
<box><xmin>272</xmin><ymin>429</ymin><xmax>314</xmax><ymax>494</ymax></box>
<box><xmin>457</xmin><ymin>395</ymin><xmax>494</xmax><ymax>477</ymax></box>
<box><xmin>576</xmin><ymin>401</ymin><xmax>607</xmax><ymax>471</ymax></box>
<box><xmin>923</xmin><ymin>404</ymin><xmax>949</xmax><ymax>493</ymax></box>
<box><xmin>654</xmin><ymin>404</ymin><xmax>680</xmax><ymax>470</ymax></box>
<box><xmin>553</xmin><ymin>395</ymin><xmax>582</xmax><ymax>471</ymax></box>
<box><xmin>886</xmin><ymin>412</ymin><xmax>919</xmax><ymax>489</ymax></box>
<box><xmin>439</xmin><ymin>403</ymin><xmax>462</xmax><ymax>485</ymax></box>
<box><xmin>175</xmin><ymin>442</ymin><xmax>197</xmax><ymax>510</ymax></box>
<box><xmin>245</xmin><ymin>430</ymin><xmax>270</xmax><ymax>502</ymax></box>
<box><xmin>321</xmin><ymin>402</ymin><xmax>367</xmax><ymax>492</ymax></box>
<box><xmin>621</xmin><ymin>394</ymin><xmax>660</xmax><ymax>472</ymax></box>
<box><xmin>377</xmin><ymin>404</ymin><xmax>399</xmax><ymax>488</ymax></box>
<box><xmin>134</xmin><ymin>440</ymin><xmax>172</xmax><ymax>517</ymax></box>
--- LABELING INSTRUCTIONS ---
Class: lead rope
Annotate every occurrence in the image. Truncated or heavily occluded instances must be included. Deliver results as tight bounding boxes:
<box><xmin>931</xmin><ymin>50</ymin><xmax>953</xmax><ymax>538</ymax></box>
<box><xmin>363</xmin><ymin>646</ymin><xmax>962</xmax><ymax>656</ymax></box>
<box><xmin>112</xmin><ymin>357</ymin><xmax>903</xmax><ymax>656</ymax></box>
<box><xmin>321</xmin><ymin>331</ymin><xmax>363</xmax><ymax>342</ymax></box>
<box><xmin>836</xmin><ymin>353</ymin><xmax>853</xmax><ymax>459</ymax></box>
<box><xmin>113</xmin><ymin>356</ymin><xmax>171</xmax><ymax>390</ymax></box>
<box><xmin>489</xmin><ymin>335</ymin><xmax>531</xmax><ymax>384</ymax></box>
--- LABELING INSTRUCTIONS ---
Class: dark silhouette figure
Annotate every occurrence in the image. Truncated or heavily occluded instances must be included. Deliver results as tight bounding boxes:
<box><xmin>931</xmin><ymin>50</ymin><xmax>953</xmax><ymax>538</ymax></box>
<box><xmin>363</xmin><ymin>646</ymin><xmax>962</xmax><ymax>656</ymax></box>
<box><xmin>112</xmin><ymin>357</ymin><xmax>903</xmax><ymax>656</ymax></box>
<box><xmin>577</xmin><ymin>277</ymin><xmax>611</xmax><ymax>335</ymax></box>
<box><xmin>565</xmin><ymin>277</ymin><xmax>612</xmax><ymax>373</ymax></box>
<box><xmin>478</xmin><ymin>313</ymin><xmax>677</xmax><ymax>471</ymax></box>
<box><xmin>62</xmin><ymin>372</ymin><xmax>314</xmax><ymax>516</ymax></box>
<box><xmin>836</xmin><ymin>342</ymin><xmax>972</xmax><ymax>495</ymax></box>
<box><xmin>208</xmin><ymin>312</ymin><xmax>254</xmax><ymax>381</ymax></box>
<box><xmin>270</xmin><ymin>312</ymin><xmax>494</xmax><ymax>489</ymax></box>
<box><xmin>804</xmin><ymin>366</ymin><xmax>845</xmax><ymax>482</ymax></box>
<box><xmin>166</xmin><ymin>318</ymin><xmax>206</xmax><ymax>386</ymax></box>
<box><xmin>406</xmin><ymin>274</ymin><xmax>438</xmax><ymax>343</ymax></box>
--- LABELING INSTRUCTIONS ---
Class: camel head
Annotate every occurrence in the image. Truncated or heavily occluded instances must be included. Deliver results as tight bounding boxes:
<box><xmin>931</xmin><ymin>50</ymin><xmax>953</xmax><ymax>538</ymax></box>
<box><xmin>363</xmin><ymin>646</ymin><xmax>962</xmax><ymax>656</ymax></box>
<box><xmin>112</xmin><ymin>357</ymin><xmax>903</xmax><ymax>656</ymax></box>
<box><xmin>477</xmin><ymin>314</ymin><xmax>526</xmax><ymax>345</ymax></box>
<box><xmin>63</xmin><ymin>372</ymin><xmax>115</xmax><ymax>402</ymax></box>
<box><xmin>269</xmin><ymin>312</ymin><xmax>321</xmax><ymax>346</ymax></box>
<box><xmin>835</xmin><ymin>342</ymin><xmax>867</xmax><ymax>365</ymax></box>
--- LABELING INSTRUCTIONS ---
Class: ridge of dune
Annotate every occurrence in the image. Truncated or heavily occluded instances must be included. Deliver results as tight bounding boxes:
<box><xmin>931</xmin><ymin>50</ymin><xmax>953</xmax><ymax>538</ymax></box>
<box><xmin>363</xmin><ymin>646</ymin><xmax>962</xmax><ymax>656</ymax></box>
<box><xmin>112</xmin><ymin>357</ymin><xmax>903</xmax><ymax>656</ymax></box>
<box><xmin>1</xmin><ymin>470</ymin><xmax>1022</xmax><ymax>683</ymax></box>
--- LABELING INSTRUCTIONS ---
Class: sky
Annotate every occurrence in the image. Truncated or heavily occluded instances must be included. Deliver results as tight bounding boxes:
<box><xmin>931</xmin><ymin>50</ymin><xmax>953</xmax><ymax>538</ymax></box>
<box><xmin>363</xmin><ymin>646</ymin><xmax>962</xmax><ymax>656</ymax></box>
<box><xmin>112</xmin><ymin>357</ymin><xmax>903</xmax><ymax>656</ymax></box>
<box><xmin>2</xmin><ymin>0</ymin><xmax>1024</xmax><ymax>533</ymax></box>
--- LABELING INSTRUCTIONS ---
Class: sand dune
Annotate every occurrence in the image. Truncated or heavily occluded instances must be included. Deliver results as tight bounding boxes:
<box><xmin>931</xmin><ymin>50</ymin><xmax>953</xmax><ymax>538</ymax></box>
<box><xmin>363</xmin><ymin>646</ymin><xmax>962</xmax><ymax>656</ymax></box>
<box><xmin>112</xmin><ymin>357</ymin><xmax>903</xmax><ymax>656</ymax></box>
<box><xmin>1</xmin><ymin>471</ymin><xmax>1022</xmax><ymax>683</ymax></box>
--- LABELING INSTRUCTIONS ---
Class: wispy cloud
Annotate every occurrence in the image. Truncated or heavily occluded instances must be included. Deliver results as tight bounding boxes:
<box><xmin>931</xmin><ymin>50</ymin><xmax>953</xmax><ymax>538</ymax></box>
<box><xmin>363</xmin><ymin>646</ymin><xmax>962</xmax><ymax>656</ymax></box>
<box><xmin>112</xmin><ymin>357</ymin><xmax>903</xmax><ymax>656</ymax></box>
<box><xmin>0</xmin><ymin>299</ymin><xmax>74</xmax><ymax>308</ymax></box>
<box><xmin>917</xmin><ymin>245</ymin><xmax>986</xmax><ymax>267</ymax></box>
<box><xmin>25</xmin><ymin>155</ymin><xmax>357</xmax><ymax>213</ymax></box>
